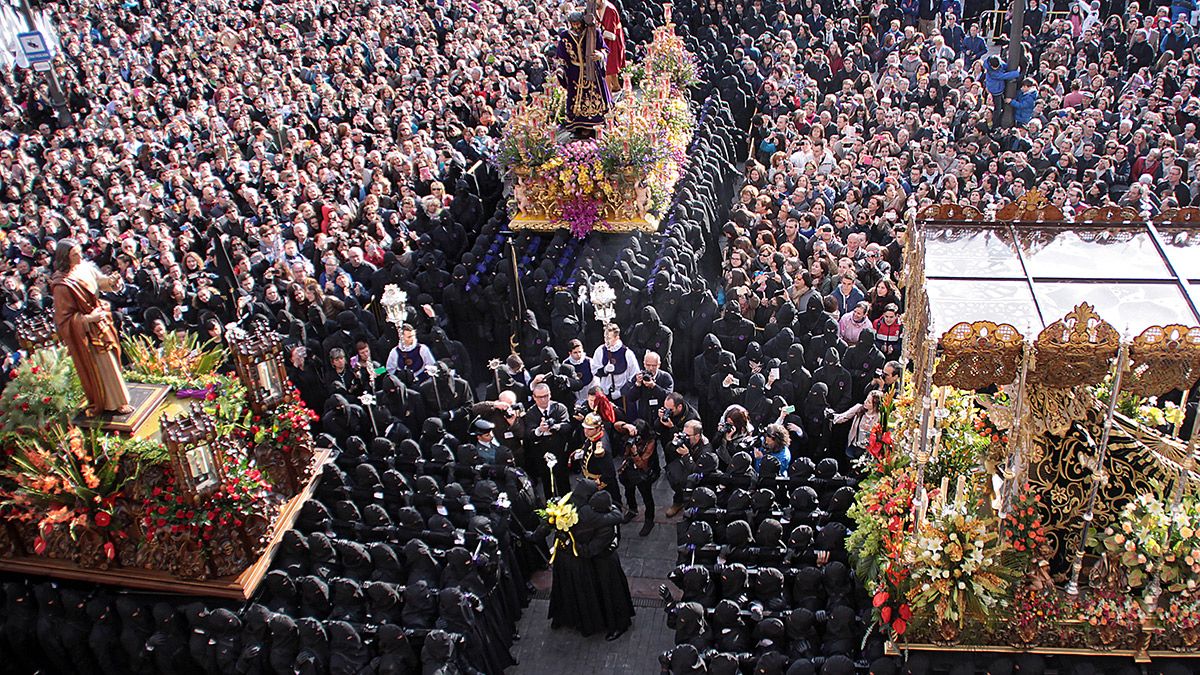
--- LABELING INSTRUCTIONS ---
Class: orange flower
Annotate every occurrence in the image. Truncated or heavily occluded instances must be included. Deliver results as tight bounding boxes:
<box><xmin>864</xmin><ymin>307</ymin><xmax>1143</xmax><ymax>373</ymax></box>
<box><xmin>81</xmin><ymin>464</ymin><xmax>100</xmax><ymax>489</ymax></box>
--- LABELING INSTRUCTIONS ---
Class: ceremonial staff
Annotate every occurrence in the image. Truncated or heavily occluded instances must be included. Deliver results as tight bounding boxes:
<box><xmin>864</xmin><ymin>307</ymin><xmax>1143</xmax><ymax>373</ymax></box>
<box><xmin>583</xmin><ymin>0</ymin><xmax>600</xmax><ymax>95</ymax></box>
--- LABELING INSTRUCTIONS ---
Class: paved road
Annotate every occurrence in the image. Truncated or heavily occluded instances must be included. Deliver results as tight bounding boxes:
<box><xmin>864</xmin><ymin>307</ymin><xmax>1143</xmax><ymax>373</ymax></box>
<box><xmin>509</xmin><ymin>477</ymin><xmax>679</xmax><ymax>674</ymax></box>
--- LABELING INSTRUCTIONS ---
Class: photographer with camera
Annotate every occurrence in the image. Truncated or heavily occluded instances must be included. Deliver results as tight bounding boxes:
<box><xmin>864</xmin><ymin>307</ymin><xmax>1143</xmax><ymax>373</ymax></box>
<box><xmin>754</xmin><ymin>423</ymin><xmax>793</xmax><ymax>477</ymax></box>
<box><xmin>714</xmin><ymin>404</ymin><xmax>756</xmax><ymax>469</ymax></box>
<box><xmin>664</xmin><ymin>420</ymin><xmax>712</xmax><ymax>518</ymax></box>
<box><xmin>614</xmin><ymin>419</ymin><xmax>659</xmax><ymax>536</ymax></box>
<box><xmin>470</xmin><ymin>389</ymin><xmax>526</xmax><ymax>463</ymax></box>
<box><xmin>523</xmin><ymin>383</ymin><xmax>571</xmax><ymax>497</ymax></box>
<box><xmin>655</xmin><ymin>392</ymin><xmax>698</xmax><ymax>459</ymax></box>
<box><xmin>618</xmin><ymin>351</ymin><xmax>673</xmax><ymax>423</ymax></box>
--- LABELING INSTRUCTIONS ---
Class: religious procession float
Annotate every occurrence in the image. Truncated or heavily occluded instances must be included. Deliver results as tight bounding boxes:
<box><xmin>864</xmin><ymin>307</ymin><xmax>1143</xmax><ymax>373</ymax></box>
<box><xmin>853</xmin><ymin>196</ymin><xmax>1200</xmax><ymax>662</ymax></box>
<box><xmin>0</xmin><ymin>302</ymin><xmax>326</xmax><ymax>598</ymax></box>
<box><xmin>501</xmin><ymin>3</ymin><xmax>696</xmax><ymax>237</ymax></box>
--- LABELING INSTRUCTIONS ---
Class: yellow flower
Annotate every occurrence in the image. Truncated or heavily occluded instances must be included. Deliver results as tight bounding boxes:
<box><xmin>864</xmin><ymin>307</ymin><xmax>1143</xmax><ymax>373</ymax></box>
<box><xmin>945</xmin><ymin>542</ymin><xmax>963</xmax><ymax>562</ymax></box>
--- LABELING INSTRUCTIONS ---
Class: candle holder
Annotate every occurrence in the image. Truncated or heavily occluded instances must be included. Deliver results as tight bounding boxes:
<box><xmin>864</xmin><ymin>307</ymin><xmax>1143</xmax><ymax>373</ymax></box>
<box><xmin>380</xmin><ymin>284</ymin><xmax>408</xmax><ymax>337</ymax></box>
<box><xmin>589</xmin><ymin>279</ymin><xmax>617</xmax><ymax>326</ymax></box>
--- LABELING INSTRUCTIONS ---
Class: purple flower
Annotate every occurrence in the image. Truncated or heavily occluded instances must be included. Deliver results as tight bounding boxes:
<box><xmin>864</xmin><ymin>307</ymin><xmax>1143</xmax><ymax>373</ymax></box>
<box><xmin>557</xmin><ymin>196</ymin><xmax>607</xmax><ymax>239</ymax></box>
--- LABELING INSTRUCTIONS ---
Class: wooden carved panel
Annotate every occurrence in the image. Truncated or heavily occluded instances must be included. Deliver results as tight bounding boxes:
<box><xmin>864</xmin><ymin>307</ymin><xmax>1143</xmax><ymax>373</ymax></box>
<box><xmin>1076</xmin><ymin>205</ymin><xmax>1139</xmax><ymax>223</ymax></box>
<box><xmin>1153</xmin><ymin>207</ymin><xmax>1200</xmax><ymax>224</ymax></box>
<box><xmin>1126</xmin><ymin>324</ymin><xmax>1200</xmax><ymax>397</ymax></box>
<box><xmin>917</xmin><ymin>203</ymin><xmax>983</xmax><ymax>222</ymax></box>
<box><xmin>934</xmin><ymin>321</ymin><xmax>1025</xmax><ymax>390</ymax></box>
<box><xmin>995</xmin><ymin>189</ymin><xmax>1065</xmax><ymax>222</ymax></box>
<box><xmin>1030</xmin><ymin>302</ymin><xmax>1120</xmax><ymax>387</ymax></box>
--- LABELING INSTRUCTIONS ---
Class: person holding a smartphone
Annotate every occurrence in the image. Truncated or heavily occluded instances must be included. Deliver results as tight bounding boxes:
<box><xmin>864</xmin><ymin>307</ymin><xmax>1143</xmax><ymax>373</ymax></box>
<box><xmin>833</xmin><ymin>390</ymin><xmax>884</xmax><ymax>462</ymax></box>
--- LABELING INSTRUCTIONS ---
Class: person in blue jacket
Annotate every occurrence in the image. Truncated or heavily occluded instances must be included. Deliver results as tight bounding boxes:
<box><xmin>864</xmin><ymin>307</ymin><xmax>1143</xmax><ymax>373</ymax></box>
<box><xmin>960</xmin><ymin>23</ymin><xmax>988</xmax><ymax>67</ymax></box>
<box><xmin>1011</xmin><ymin>79</ymin><xmax>1039</xmax><ymax>126</ymax></box>
<box><xmin>753</xmin><ymin>423</ymin><xmax>792</xmax><ymax>477</ymax></box>
<box><xmin>984</xmin><ymin>55</ymin><xmax>1021</xmax><ymax>126</ymax></box>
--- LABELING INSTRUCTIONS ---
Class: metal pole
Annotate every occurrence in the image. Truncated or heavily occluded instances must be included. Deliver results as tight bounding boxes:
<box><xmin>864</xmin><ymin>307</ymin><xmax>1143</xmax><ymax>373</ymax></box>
<box><xmin>999</xmin><ymin>337</ymin><xmax>1033</xmax><ymax>518</ymax></box>
<box><xmin>16</xmin><ymin>0</ymin><xmax>72</xmax><ymax>127</ymax></box>
<box><xmin>999</xmin><ymin>0</ymin><xmax>1025</xmax><ymax>129</ymax></box>
<box><xmin>1066</xmin><ymin>344</ymin><xmax>1129</xmax><ymax>596</ymax></box>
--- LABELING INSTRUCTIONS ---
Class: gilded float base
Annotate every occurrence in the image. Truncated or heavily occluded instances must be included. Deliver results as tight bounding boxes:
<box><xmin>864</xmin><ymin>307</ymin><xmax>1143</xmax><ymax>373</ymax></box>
<box><xmin>510</xmin><ymin>210</ymin><xmax>660</xmax><ymax>234</ymax></box>
<box><xmin>882</xmin><ymin>641</ymin><xmax>1200</xmax><ymax>664</ymax></box>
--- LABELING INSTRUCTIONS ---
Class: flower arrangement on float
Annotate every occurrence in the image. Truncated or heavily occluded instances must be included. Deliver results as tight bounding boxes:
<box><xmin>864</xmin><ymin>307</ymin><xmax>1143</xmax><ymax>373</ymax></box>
<box><xmin>499</xmin><ymin>26</ymin><xmax>696</xmax><ymax>237</ymax></box>
<box><xmin>845</xmin><ymin>377</ymin><xmax>1200</xmax><ymax>651</ymax></box>
<box><xmin>0</xmin><ymin>333</ymin><xmax>317</xmax><ymax>579</ymax></box>
<box><xmin>620</xmin><ymin>21</ymin><xmax>699</xmax><ymax>91</ymax></box>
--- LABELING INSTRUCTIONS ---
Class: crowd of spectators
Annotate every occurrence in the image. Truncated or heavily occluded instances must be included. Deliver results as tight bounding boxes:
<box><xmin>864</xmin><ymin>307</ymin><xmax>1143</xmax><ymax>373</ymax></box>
<box><xmin>2</xmin><ymin>0</ymin><xmax>1200</xmax><ymax>672</ymax></box>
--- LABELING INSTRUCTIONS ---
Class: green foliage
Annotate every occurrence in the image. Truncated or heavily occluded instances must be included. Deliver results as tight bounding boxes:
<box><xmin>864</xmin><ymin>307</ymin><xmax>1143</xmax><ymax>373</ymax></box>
<box><xmin>123</xmin><ymin>332</ymin><xmax>228</xmax><ymax>389</ymax></box>
<box><xmin>926</xmin><ymin>423</ymin><xmax>988</xmax><ymax>489</ymax></box>
<box><xmin>0</xmin><ymin>347</ymin><xmax>84</xmax><ymax>432</ymax></box>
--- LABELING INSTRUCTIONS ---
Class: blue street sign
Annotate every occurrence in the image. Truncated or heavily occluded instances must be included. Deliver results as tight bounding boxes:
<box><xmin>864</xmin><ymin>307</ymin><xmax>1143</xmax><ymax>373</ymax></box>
<box><xmin>17</xmin><ymin>31</ymin><xmax>51</xmax><ymax>64</ymax></box>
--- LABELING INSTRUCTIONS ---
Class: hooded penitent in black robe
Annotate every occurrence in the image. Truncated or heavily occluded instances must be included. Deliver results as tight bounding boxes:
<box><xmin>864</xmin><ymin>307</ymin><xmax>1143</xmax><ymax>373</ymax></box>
<box><xmin>578</xmin><ymin>490</ymin><xmax>635</xmax><ymax>634</ymax></box>
<box><xmin>547</xmin><ymin>480</ymin><xmax>605</xmax><ymax>635</ymax></box>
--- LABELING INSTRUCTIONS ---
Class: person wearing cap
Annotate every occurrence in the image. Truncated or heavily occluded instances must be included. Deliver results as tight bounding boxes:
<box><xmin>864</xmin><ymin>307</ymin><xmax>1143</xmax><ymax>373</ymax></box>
<box><xmin>469</xmin><ymin>417</ymin><xmax>500</xmax><ymax>464</ymax></box>
<box><xmin>575</xmin><ymin>412</ymin><xmax>621</xmax><ymax>504</ymax></box>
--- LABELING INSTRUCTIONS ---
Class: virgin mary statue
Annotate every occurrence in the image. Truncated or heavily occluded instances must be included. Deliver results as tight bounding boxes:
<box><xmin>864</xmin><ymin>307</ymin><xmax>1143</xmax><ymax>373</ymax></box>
<box><xmin>51</xmin><ymin>239</ymin><xmax>132</xmax><ymax>417</ymax></box>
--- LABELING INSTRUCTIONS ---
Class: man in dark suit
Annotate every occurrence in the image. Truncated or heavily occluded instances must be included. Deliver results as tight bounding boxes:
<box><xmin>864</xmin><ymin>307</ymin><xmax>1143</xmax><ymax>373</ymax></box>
<box><xmin>618</xmin><ymin>351</ymin><xmax>673</xmax><ymax>423</ymax></box>
<box><xmin>523</xmin><ymin>382</ymin><xmax>571</xmax><ymax>497</ymax></box>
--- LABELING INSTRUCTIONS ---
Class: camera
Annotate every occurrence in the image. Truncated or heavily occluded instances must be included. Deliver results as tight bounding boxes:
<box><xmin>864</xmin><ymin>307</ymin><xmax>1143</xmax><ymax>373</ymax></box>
<box><xmin>506</xmin><ymin>402</ymin><xmax>524</xmax><ymax>417</ymax></box>
<box><xmin>716</xmin><ymin>421</ymin><xmax>732</xmax><ymax>436</ymax></box>
<box><xmin>671</xmin><ymin>431</ymin><xmax>688</xmax><ymax>447</ymax></box>
<box><xmin>639</xmin><ymin>370</ymin><xmax>653</xmax><ymax>382</ymax></box>
<box><xmin>574</xmin><ymin>401</ymin><xmax>590</xmax><ymax>417</ymax></box>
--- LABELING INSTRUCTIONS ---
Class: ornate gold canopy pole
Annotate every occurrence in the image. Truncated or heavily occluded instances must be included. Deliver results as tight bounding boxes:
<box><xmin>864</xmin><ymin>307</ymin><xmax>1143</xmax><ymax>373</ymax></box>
<box><xmin>1066</xmin><ymin>342</ymin><xmax>1130</xmax><ymax>596</ymax></box>
<box><xmin>911</xmin><ymin>334</ymin><xmax>938</xmax><ymax>527</ymax></box>
<box><xmin>997</xmin><ymin>334</ymin><xmax>1033</xmax><ymax>519</ymax></box>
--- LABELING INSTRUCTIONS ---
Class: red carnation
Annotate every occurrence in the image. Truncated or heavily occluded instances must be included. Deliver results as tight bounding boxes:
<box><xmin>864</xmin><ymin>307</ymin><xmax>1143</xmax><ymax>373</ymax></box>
<box><xmin>94</xmin><ymin>511</ymin><xmax>111</xmax><ymax>527</ymax></box>
<box><xmin>29</xmin><ymin>366</ymin><xmax>38</xmax><ymax>374</ymax></box>
<box><xmin>8</xmin><ymin>370</ymin><xmax>17</xmax><ymax>379</ymax></box>
<box><xmin>41</xmin><ymin>396</ymin><xmax>51</xmax><ymax>404</ymax></box>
